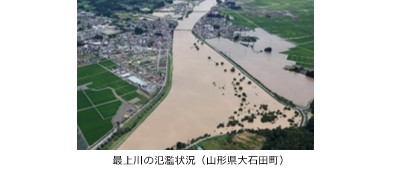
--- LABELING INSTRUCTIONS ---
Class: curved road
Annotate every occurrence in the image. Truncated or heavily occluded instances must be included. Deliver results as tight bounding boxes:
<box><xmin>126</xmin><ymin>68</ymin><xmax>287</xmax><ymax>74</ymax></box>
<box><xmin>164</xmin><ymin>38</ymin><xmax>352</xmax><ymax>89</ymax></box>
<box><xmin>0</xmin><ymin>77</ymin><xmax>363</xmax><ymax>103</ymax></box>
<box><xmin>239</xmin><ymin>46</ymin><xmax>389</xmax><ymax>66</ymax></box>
<box><xmin>184</xmin><ymin>134</ymin><xmax>225</xmax><ymax>150</ymax></box>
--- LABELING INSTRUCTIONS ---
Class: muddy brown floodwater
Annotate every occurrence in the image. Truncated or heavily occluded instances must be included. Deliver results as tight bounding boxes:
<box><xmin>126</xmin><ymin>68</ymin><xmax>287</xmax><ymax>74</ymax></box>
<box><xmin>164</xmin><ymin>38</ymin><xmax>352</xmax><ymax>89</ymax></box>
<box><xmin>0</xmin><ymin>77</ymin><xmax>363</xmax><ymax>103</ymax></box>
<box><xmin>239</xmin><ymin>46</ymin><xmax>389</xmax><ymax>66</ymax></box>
<box><xmin>206</xmin><ymin>28</ymin><xmax>314</xmax><ymax>106</ymax></box>
<box><xmin>118</xmin><ymin>0</ymin><xmax>303</xmax><ymax>150</ymax></box>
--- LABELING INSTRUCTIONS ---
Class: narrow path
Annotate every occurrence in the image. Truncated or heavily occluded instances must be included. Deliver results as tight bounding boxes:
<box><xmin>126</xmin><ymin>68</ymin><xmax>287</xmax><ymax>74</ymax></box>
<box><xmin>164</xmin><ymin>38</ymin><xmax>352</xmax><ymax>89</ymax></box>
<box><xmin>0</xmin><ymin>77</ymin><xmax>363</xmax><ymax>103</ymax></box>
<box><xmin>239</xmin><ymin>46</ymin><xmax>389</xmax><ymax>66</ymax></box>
<box><xmin>228</xmin><ymin>9</ymin><xmax>261</xmax><ymax>29</ymax></box>
<box><xmin>82</xmin><ymin>90</ymin><xmax>106</xmax><ymax>120</ymax></box>
<box><xmin>77</xmin><ymin>99</ymin><xmax>119</xmax><ymax>112</ymax></box>
<box><xmin>184</xmin><ymin>134</ymin><xmax>226</xmax><ymax>150</ymax></box>
<box><xmin>77</xmin><ymin>71</ymin><xmax>108</xmax><ymax>80</ymax></box>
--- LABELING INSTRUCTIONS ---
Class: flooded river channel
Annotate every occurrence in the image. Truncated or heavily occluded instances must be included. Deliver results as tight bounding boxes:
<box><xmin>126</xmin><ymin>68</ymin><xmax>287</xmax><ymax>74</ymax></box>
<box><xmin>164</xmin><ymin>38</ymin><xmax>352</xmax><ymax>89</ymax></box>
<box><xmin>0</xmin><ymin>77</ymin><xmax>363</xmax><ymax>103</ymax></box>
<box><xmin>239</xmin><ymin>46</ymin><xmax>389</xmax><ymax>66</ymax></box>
<box><xmin>118</xmin><ymin>0</ymin><xmax>306</xmax><ymax>150</ymax></box>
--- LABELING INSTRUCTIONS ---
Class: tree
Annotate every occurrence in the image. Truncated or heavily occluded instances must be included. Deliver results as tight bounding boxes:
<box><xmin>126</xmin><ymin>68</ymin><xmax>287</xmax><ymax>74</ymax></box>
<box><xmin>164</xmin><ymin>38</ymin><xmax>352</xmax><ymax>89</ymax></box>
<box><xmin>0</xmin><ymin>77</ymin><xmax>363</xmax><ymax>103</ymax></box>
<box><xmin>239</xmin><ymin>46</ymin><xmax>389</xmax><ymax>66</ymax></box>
<box><xmin>306</xmin><ymin>71</ymin><xmax>314</xmax><ymax>78</ymax></box>
<box><xmin>221</xmin><ymin>62</ymin><xmax>224</xmax><ymax>65</ymax></box>
<box><xmin>306</xmin><ymin>117</ymin><xmax>314</xmax><ymax>133</ymax></box>
<box><xmin>134</xmin><ymin>27</ymin><xmax>144</xmax><ymax>35</ymax></box>
<box><xmin>230</xmin><ymin>67</ymin><xmax>235</xmax><ymax>72</ymax></box>
<box><xmin>224</xmin><ymin>69</ymin><xmax>227</xmax><ymax>72</ymax></box>
<box><xmin>176</xmin><ymin>142</ymin><xmax>187</xmax><ymax>150</ymax></box>
<box><xmin>248</xmin><ymin>81</ymin><xmax>252</xmax><ymax>85</ymax></box>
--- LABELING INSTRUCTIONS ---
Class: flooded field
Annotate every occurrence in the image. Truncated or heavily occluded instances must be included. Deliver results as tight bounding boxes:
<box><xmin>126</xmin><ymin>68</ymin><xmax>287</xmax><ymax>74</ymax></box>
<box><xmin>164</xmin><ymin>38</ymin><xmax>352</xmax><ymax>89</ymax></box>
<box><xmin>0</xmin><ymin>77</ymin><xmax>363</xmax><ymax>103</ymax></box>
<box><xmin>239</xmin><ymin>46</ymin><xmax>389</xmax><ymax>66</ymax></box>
<box><xmin>118</xmin><ymin>0</ymin><xmax>301</xmax><ymax>150</ymax></box>
<box><xmin>206</xmin><ymin>28</ymin><xmax>314</xmax><ymax>106</ymax></box>
<box><xmin>77</xmin><ymin>129</ymin><xmax>88</xmax><ymax>150</ymax></box>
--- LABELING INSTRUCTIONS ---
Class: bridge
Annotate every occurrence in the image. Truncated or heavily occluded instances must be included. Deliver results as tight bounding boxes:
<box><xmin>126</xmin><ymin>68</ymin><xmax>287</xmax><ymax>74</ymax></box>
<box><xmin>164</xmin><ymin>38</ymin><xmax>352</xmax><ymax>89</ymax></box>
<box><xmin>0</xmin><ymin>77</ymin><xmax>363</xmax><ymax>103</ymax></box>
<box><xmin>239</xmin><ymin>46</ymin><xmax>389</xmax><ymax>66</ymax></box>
<box><xmin>174</xmin><ymin>29</ymin><xmax>192</xmax><ymax>31</ymax></box>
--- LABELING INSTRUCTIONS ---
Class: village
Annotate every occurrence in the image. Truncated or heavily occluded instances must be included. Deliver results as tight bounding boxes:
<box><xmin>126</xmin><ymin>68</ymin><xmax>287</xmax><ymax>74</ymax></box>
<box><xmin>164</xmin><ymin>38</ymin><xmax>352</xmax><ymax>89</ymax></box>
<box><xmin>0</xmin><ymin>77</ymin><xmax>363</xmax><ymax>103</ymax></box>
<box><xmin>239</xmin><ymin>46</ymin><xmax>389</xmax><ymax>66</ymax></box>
<box><xmin>77</xmin><ymin>11</ymin><xmax>177</xmax><ymax>95</ymax></box>
<box><xmin>192</xmin><ymin>4</ymin><xmax>252</xmax><ymax>41</ymax></box>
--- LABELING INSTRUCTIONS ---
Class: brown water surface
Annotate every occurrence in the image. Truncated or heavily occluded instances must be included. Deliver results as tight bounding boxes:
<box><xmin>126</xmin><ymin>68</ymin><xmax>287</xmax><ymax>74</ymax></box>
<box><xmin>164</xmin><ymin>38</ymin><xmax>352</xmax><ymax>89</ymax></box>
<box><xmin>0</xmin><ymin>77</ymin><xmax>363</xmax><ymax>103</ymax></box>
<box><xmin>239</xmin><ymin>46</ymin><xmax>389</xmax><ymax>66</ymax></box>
<box><xmin>118</xmin><ymin>0</ymin><xmax>304</xmax><ymax>150</ymax></box>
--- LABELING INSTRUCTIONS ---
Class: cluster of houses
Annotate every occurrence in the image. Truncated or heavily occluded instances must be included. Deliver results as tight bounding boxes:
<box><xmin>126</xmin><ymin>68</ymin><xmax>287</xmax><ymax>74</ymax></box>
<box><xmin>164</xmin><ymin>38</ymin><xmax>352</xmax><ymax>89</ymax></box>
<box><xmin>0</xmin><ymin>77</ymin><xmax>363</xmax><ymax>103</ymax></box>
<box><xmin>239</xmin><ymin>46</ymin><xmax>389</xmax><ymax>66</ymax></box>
<box><xmin>77</xmin><ymin>11</ymin><xmax>176</xmax><ymax>95</ymax></box>
<box><xmin>192</xmin><ymin>7</ymin><xmax>251</xmax><ymax>40</ymax></box>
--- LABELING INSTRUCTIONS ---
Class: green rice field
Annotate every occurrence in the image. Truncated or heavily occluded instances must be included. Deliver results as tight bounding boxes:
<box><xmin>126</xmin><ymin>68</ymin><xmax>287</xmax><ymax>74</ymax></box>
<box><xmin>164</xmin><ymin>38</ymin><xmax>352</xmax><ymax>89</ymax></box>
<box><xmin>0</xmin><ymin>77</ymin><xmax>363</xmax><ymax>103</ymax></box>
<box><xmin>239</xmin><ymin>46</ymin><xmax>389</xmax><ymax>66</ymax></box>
<box><xmin>219</xmin><ymin>0</ymin><xmax>314</xmax><ymax>68</ymax></box>
<box><xmin>77</xmin><ymin>108</ymin><xmax>113</xmax><ymax>145</ymax></box>
<box><xmin>77</xmin><ymin>63</ymin><xmax>149</xmax><ymax>147</ymax></box>
<box><xmin>97</xmin><ymin>101</ymin><xmax>122</xmax><ymax>119</ymax></box>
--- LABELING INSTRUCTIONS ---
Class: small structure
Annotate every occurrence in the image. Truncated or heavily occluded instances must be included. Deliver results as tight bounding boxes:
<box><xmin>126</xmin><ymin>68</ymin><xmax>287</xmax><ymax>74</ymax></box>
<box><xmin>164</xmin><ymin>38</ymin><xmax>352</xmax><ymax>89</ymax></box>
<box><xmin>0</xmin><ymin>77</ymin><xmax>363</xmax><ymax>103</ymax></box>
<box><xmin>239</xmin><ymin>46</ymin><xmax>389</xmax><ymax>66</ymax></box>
<box><xmin>197</xmin><ymin>146</ymin><xmax>203</xmax><ymax>150</ymax></box>
<box><xmin>120</xmin><ymin>73</ymin><xmax>131</xmax><ymax>78</ymax></box>
<box><xmin>128</xmin><ymin>76</ymin><xmax>148</xmax><ymax>87</ymax></box>
<box><xmin>140</xmin><ymin>8</ymin><xmax>151</xmax><ymax>13</ymax></box>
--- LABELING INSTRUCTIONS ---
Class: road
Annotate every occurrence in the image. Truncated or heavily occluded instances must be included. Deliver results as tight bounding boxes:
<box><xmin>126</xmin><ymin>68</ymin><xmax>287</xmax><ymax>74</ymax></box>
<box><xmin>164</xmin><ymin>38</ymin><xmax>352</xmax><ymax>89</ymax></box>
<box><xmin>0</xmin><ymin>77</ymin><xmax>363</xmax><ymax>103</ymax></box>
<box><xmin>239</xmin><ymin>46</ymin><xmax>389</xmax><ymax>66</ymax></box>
<box><xmin>184</xmin><ymin>134</ymin><xmax>225</xmax><ymax>150</ymax></box>
<box><xmin>297</xmin><ymin>107</ymin><xmax>308</xmax><ymax>127</ymax></box>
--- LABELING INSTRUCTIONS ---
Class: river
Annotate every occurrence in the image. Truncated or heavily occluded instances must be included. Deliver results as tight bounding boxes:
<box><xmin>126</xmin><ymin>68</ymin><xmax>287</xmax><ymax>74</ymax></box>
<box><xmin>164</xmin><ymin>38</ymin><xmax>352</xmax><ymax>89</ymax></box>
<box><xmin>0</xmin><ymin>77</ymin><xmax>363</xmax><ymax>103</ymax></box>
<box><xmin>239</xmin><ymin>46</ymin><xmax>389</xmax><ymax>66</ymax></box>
<box><xmin>118</xmin><ymin>0</ymin><xmax>303</xmax><ymax>150</ymax></box>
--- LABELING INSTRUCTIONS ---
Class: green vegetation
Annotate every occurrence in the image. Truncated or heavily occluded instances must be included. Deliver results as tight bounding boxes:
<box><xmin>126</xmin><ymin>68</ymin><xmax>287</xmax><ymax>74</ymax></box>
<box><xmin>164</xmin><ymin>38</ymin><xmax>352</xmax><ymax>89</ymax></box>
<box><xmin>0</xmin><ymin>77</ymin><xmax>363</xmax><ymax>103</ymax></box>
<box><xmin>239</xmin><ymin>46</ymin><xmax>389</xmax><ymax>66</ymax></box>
<box><xmin>97</xmin><ymin>100</ymin><xmax>122</xmax><ymax>118</ymax></box>
<box><xmin>217</xmin><ymin>123</ymin><xmax>225</xmax><ymax>128</ymax></box>
<box><xmin>194</xmin><ymin>131</ymin><xmax>265</xmax><ymax>150</ymax></box>
<box><xmin>115</xmin><ymin>85</ymin><xmax>138</xmax><ymax>95</ymax></box>
<box><xmin>77</xmin><ymin>108</ymin><xmax>113</xmax><ymax>145</ymax></box>
<box><xmin>99</xmin><ymin>59</ymin><xmax>117</xmax><ymax>68</ymax></box>
<box><xmin>77</xmin><ymin>91</ymin><xmax>92</xmax><ymax>110</ymax></box>
<box><xmin>261</xmin><ymin>112</ymin><xmax>277</xmax><ymax>123</ymax></box>
<box><xmin>219</xmin><ymin>0</ymin><xmax>314</xmax><ymax>68</ymax></box>
<box><xmin>241</xmin><ymin>114</ymin><xmax>256</xmax><ymax>123</ymax></box>
<box><xmin>103</xmin><ymin>52</ymin><xmax>173</xmax><ymax>150</ymax></box>
<box><xmin>85</xmin><ymin>89</ymin><xmax>117</xmax><ymax>105</ymax></box>
<box><xmin>77</xmin><ymin>63</ymin><xmax>148</xmax><ymax>148</ymax></box>
<box><xmin>190</xmin><ymin>117</ymin><xmax>314</xmax><ymax>150</ymax></box>
<box><xmin>78</xmin><ymin>0</ymin><xmax>166</xmax><ymax>17</ymax></box>
<box><xmin>240</xmin><ymin>36</ymin><xmax>258</xmax><ymax>42</ymax></box>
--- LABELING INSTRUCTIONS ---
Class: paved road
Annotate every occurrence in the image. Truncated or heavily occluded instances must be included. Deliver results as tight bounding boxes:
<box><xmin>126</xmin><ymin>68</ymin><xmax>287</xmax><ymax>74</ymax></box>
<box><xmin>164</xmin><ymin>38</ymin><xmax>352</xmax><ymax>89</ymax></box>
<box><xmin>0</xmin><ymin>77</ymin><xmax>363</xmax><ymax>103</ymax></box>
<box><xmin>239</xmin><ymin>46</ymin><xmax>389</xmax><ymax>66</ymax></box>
<box><xmin>184</xmin><ymin>134</ymin><xmax>225</xmax><ymax>150</ymax></box>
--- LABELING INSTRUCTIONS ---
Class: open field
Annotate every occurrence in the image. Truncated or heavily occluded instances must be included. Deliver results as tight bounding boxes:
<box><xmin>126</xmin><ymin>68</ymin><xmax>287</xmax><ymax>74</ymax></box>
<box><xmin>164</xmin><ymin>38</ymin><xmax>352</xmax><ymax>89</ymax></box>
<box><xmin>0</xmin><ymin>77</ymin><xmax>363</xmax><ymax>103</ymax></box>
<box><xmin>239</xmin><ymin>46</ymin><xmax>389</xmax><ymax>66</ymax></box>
<box><xmin>78</xmin><ymin>64</ymin><xmax>149</xmax><ymax>102</ymax></box>
<box><xmin>99</xmin><ymin>59</ymin><xmax>117</xmax><ymax>68</ymax></box>
<box><xmin>219</xmin><ymin>0</ymin><xmax>314</xmax><ymax>68</ymax></box>
<box><xmin>85</xmin><ymin>89</ymin><xmax>117</xmax><ymax>105</ymax></box>
<box><xmin>97</xmin><ymin>101</ymin><xmax>122</xmax><ymax>119</ymax></box>
<box><xmin>77</xmin><ymin>108</ymin><xmax>113</xmax><ymax>145</ymax></box>
<box><xmin>77</xmin><ymin>63</ymin><xmax>149</xmax><ymax>147</ymax></box>
<box><xmin>115</xmin><ymin>85</ymin><xmax>138</xmax><ymax>95</ymax></box>
<box><xmin>77</xmin><ymin>91</ymin><xmax>92</xmax><ymax>110</ymax></box>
